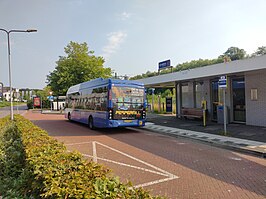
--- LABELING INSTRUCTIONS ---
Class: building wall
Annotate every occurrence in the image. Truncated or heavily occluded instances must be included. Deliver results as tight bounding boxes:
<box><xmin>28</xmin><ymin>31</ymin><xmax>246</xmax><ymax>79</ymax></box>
<box><xmin>3</xmin><ymin>91</ymin><xmax>11</xmax><ymax>101</ymax></box>
<box><xmin>53</xmin><ymin>101</ymin><xmax>66</xmax><ymax>110</ymax></box>
<box><xmin>245</xmin><ymin>70</ymin><xmax>266</xmax><ymax>127</ymax></box>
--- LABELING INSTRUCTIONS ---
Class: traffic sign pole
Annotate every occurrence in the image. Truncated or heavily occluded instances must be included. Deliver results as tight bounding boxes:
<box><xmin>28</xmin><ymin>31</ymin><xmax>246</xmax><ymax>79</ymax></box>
<box><xmin>219</xmin><ymin>75</ymin><xmax>227</xmax><ymax>135</ymax></box>
<box><xmin>223</xmin><ymin>89</ymin><xmax>227</xmax><ymax>135</ymax></box>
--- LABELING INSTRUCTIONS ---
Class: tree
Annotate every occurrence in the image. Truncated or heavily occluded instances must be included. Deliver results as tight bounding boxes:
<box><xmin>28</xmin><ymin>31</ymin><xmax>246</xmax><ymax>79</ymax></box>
<box><xmin>129</xmin><ymin>46</ymin><xmax>247</xmax><ymax>81</ymax></box>
<box><xmin>35</xmin><ymin>86</ymin><xmax>52</xmax><ymax>99</ymax></box>
<box><xmin>251</xmin><ymin>46</ymin><xmax>266</xmax><ymax>57</ymax></box>
<box><xmin>222</xmin><ymin>47</ymin><xmax>246</xmax><ymax>61</ymax></box>
<box><xmin>47</xmin><ymin>41</ymin><xmax>112</xmax><ymax>95</ymax></box>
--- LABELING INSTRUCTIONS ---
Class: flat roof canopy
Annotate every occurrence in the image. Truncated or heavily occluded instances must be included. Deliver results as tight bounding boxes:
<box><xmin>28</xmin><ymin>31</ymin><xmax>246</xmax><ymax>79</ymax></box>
<box><xmin>137</xmin><ymin>55</ymin><xmax>266</xmax><ymax>88</ymax></box>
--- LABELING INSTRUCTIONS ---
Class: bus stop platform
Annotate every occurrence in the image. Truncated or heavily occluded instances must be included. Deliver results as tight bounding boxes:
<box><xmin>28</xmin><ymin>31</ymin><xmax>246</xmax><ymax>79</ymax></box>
<box><xmin>144</xmin><ymin>113</ymin><xmax>266</xmax><ymax>158</ymax></box>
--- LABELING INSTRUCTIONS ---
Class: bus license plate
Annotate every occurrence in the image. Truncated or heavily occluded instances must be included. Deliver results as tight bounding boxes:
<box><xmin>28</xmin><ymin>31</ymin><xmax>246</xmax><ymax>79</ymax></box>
<box><xmin>124</xmin><ymin>120</ymin><xmax>132</xmax><ymax>123</ymax></box>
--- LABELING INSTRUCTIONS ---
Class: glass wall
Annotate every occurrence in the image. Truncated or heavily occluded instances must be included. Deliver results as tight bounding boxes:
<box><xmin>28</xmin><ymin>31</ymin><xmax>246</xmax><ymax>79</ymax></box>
<box><xmin>194</xmin><ymin>82</ymin><xmax>204</xmax><ymax>108</ymax></box>
<box><xmin>181</xmin><ymin>83</ymin><xmax>189</xmax><ymax>107</ymax></box>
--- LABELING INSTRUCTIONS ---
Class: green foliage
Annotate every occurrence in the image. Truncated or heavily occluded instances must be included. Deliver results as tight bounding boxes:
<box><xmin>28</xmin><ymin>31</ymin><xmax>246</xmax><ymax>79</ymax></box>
<box><xmin>27</xmin><ymin>86</ymin><xmax>53</xmax><ymax>109</ymax></box>
<box><xmin>129</xmin><ymin>45</ymin><xmax>262</xmax><ymax>81</ymax></box>
<box><xmin>35</xmin><ymin>86</ymin><xmax>52</xmax><ymax>100</ymax></box>
<box><xmin>27</xmin><ymin>98</ymin><xmax>50</xmax><ymax>109</ymax></box>
<box><xmin>0</xmin><ymin>101</ymin><xmax>10</xmax><ymax>108</ymax></box>
<box><xmin>174</xmin><ymin>57</ymin><xmax>224</xmax><ymax>72</ymax></box>
<box><xmin>161</xmin><ymin>89</ymin><xmax>172</xmax><ymax>98</ymax></box>
<box><xmin>251</xmin><ymin>46</ymin><xmax>266</xmax><ymax>57</ymax></box>
<box><xmin>222</xmin><ymin>46</ymin><xmax>246</xmax><ymax>61</ymax></box>
<box><xmin>26</xmin><ymin>99</ymin><xmax>33</xmax><ymax>109</ymax></box>
<box><xmin>0</xmin><ymin>115</ymin><xmax>163</xmax><ymax>198</ymax></box>
<box><xmin>47</xmin><ymin>41</ymin><xmax>112</xmax><ymax>96</ymax></box>
<box><xmin>0</xmin><ymin>122</ymin><xmax>30</xmax><ymax>198</ymax></box>
<box><xmin>130</xmin><ymin>57</ymin><xmax>224</xmax><ymax>80</ymax></box>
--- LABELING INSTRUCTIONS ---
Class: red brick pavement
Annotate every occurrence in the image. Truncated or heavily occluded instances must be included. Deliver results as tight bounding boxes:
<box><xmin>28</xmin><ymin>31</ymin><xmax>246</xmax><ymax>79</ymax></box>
<box><xmin>24</xmin><ymin>111</ymin><xmax>266</xmax><ymax>199</ymax></box>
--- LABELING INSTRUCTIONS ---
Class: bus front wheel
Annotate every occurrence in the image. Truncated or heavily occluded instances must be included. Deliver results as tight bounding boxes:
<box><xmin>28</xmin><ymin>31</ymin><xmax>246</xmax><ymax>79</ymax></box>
<box><xmin>88</xmin><ymin>116</ymin><xmax>94</xmax><ymax>130</ymax></box>
<box><xmin>68</xmin><ymin>113</ymin><xmax>71</xmax><ymax>121</ymax></box>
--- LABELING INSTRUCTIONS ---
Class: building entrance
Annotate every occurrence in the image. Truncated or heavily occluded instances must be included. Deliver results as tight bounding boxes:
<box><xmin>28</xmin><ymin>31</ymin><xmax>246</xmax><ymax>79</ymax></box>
<box><xmin>232</xmin><ymin>77</ymin><xmax>246</xmax><ymax>122</ymax></box>
<box><xmin>211</xmin><ymin>80</ymin><xmax>219</xmax><ymax>121</ymax></box>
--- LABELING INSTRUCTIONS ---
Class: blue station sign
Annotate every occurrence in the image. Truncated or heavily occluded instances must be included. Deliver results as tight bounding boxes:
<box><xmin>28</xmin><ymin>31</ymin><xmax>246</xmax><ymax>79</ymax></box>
<box><xmin>158</xmin><ymin>59</ymin><xmax>171</xmax><ymax>70</ymax></box>
<box><xmin>218</xmin><ymin>75</ymin><xmax>227</xmax><ymax>88</ymax></box>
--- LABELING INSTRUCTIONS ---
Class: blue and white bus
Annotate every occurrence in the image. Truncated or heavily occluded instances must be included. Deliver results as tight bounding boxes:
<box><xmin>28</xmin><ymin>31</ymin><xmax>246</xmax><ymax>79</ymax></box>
<box><xmin>65</xmin><ymin>78</ymin><xmax>146</xmax><ymax>129</ymax></box>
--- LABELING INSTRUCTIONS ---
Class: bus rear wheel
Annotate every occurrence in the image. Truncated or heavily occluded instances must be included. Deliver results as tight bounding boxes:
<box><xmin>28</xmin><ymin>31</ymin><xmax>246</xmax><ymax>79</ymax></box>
<box><xmin>88</xmin><ymin>116</ymin><xmax>94</xmax><ymax>130</ymax></box>
<box><xmin>68</xmin><ymin>113</ymin><xmax>71</xmax><ymax>121</ymax></box>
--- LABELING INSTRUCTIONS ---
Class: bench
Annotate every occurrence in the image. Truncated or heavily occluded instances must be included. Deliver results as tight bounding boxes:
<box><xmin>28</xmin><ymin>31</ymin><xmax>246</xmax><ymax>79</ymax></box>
<box><xmin>179</xmin><ymin>107</ymin><xmax>204</xmax><ymax>119</ymax></box>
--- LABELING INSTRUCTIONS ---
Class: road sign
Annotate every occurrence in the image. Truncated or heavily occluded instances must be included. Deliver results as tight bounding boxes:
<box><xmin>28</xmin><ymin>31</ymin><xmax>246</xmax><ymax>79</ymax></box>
<box><xmin>218</xmin><ymin>75</ymin><xmax>227</xmax><ymax>88</ymax></box>
<box><xmin>47</xmin><ymin>95</ymin><xmax>54</xmax><ymax>101</ymax></box>
<box><xmin>158</xmin><ymin>60</ymin><xmax>171</xmax><ymax>70</ymax></box>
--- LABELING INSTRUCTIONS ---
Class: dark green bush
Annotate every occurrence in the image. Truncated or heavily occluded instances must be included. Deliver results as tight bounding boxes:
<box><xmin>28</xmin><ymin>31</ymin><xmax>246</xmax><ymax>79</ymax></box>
<box><xmin>0</xmin><ymin>122</ymin><xmax>32</xmax><ymax>198</ymax></box>
<box><xmin>0</xmin><ymin>115</ymin><xmax>163</xmax><ymax>198</ymax></box>
<box><xmin>27</xmin><ymin>99</ymin><xmax>33</xmax><ymax>109</ymax></box>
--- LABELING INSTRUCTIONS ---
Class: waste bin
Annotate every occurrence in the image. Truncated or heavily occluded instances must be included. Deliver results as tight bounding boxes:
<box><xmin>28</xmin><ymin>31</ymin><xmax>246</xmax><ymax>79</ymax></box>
<box><xmin>217</xmin><ymin>105</ymin><xmax>229</xmax><ymax>124</ymax></box>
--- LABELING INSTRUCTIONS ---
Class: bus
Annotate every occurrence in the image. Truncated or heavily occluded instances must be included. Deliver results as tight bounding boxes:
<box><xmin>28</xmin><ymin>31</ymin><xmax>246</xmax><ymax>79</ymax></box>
<box><xmin>65</xmin><ymin>78</ymin><xmax>146</xmax><ymax>129</ymax></box>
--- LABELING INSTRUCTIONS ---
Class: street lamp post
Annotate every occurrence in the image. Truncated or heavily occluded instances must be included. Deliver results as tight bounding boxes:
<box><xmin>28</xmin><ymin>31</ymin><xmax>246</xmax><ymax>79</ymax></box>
<box><xmin>0</xmin><ymin>28</ymin><xmax>37</xmax><ymax>120</ymax></box>
<box><xmin>0</xmin><ymin>82</ymin><xmax>3</xmax><ymax>101</ymax></box>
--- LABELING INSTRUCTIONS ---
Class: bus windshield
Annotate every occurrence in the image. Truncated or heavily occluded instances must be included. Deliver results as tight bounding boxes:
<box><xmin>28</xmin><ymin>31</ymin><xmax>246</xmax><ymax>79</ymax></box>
<box><xmin>111</xmin><ymin>86</ymin><xmax>144</xmax><ymax>111</ymax></box>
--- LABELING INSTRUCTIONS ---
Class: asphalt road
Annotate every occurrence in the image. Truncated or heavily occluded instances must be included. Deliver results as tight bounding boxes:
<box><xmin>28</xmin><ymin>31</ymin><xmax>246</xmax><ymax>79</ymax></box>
<box><xmin>24</xmin><ymin>111</ymin><xmax>266</xmax><ymax>199</ymax></box>
<box><xmin>0</xmin><ymin>105</ymin><xmax>28</xmax><ymax>118</ymax></box>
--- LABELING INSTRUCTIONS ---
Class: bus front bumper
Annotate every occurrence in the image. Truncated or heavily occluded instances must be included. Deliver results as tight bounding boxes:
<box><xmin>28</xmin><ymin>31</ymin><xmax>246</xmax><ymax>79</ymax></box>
<box><xmin>107</xmin><ymin>119</ymin><xmax>145</xmax><ymax>128</ymax></box>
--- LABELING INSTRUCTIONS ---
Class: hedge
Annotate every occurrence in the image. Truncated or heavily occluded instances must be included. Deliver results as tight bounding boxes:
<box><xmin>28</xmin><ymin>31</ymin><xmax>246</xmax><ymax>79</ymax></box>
<box><xmin>0</xmin><ymin>115</ymin><xmax>164</xmax><ymax>198</ymax></box>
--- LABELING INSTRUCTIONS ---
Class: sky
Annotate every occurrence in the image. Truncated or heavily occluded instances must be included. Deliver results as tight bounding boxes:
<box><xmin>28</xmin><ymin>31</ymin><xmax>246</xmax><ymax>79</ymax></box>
<box><xmin>0</xmin><ymin>0</ymin><xmax>266</xmax><ymax>89</ymax></box>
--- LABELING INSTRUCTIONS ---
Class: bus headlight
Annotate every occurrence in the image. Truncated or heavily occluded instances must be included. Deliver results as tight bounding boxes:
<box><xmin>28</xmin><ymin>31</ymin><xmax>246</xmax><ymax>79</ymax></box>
<box><xmin>108</xmin><ymin>109</ymin><xmax>113</xmax><ymax>120</ymax></box>
<box><xmin>142</xmin><ymin>109</ymin><xmax>146</xmax><ymax>119</ymax></box>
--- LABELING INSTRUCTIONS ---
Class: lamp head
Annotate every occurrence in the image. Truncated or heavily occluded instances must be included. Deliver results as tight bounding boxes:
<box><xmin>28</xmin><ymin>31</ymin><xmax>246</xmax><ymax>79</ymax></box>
<box><xmin>26</xmin><ymin>29</ymin><xmax>37</xmax><ymax>33</ymax></box>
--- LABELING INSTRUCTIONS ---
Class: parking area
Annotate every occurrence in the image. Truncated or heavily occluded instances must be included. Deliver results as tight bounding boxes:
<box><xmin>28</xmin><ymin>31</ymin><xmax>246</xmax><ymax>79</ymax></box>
<box><xmin>24</xmin><ymin>111</ymin><xmax>266</xmax><ymax>199</ymax></box>
<box><xmin>66</xmin><ymin>140</ymin><xmax>178</xmax><ymax>188</ymax></box>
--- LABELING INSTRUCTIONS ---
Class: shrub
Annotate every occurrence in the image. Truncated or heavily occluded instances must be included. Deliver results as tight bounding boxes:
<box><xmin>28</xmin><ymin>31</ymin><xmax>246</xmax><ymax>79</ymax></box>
<box><xmin>0</xmin><ymin>122</ymin><xmax>32</xmax><ymax>198</ymax></box>
<box><xmin>27</xmin><ymin>99</ymin><xmax>33</xmax><ymax>109</ymax></box>
<box><xmin>0</xmin><ymin>115</ymin><xmax>163</xmax><ymax>198</ymax></box>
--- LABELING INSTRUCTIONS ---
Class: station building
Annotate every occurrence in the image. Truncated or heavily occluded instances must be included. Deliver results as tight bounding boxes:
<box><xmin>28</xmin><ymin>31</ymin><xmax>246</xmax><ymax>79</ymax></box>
<box><xmin>138</xmin><ymin>55</ymin><xmax>266</xmax><ymax>127</ymax></box>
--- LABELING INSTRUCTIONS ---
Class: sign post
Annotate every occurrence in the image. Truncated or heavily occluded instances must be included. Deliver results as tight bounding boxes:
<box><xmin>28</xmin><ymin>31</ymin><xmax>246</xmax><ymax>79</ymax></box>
<box><xmin>49</xmin><ymin>91</ymin><xmax>53</xmax><ymax>111</ymax></box>
<box><xmin>218</xmin><ymin>75</ymin><xmax>227</xmax><ymax>135</ymax></box>
<box><xmin>151</xmin><ymin>88</ymin><xmax>155</xmax><ymax>113</ymax></box>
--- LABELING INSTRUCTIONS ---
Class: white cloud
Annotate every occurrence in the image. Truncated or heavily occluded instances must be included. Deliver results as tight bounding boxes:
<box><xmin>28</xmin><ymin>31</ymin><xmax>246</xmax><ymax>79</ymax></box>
<box><xmin>102</xmin><ymin>31</ymin><xmax>127</xmax><ymax>60</ymax></box>
<box><xmin>118</xmin><ymin>12</ymin><xmax>131</xmax><ymax>20</ymax></box>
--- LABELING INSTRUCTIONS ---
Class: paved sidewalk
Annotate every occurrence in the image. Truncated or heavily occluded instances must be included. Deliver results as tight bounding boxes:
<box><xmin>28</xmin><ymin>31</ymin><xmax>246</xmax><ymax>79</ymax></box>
<box><xmin>144</xmin><ymin>114</ymin><xmax>266</xmax><ymax>158</ymax></box>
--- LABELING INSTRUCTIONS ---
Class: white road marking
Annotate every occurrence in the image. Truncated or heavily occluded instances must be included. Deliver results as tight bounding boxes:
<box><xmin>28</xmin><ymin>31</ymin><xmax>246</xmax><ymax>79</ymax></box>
<box><xmin>65</xmin><ymin>141</ymin><xmax>92</xmax><ymax>146</ymax></box>
<box><xmin>92</xmin><ymin>141</ymin><xmax>97</xmax><ymax>163</ymax></box>
<box><xmin>229</xmin><ymin>157</ymin><xmax>242</xmax><ymax>161</ymax></box>
<box><xmin>134</xmin><ymin>176</ymin><xmax>178</xmax><ymax>188</ymax></box>
<box><xmin>66</xmin><ymin>141</ymin><xmax>179</xmax><ymax>188</ymax></box>
<box><xmin>95</xmin><ymin>141</ymin><xmax>177</xmax><ymax>178</ymax></box>
<box><xmin>82</xmin><ymin>154</ymin><xmax>169</xmax><ymax>177</ymax></box>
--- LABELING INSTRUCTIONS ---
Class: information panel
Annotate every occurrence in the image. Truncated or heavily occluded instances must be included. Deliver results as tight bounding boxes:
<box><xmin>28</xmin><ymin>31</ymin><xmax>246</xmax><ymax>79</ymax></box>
<box><xmin>158</xmin><ymin>60</ymin><xmax>171</xmax><ymax>70</ymax></box>
<box><xmin>218</xmin><ymin>75</ymin><xmax>227</xmax><ymax>88</ymax></box>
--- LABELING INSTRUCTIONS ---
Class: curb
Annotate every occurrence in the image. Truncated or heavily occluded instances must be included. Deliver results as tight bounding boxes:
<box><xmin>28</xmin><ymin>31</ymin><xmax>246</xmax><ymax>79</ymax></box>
<box><xmin>142</xmin><ymin>124</ymin><xmax>266</xmax><ymax>159</ymax></box>
<box><xmin>41</xmin><ymin>110</ymin><xmax>64</xmax><ymax>115</ymax></box>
